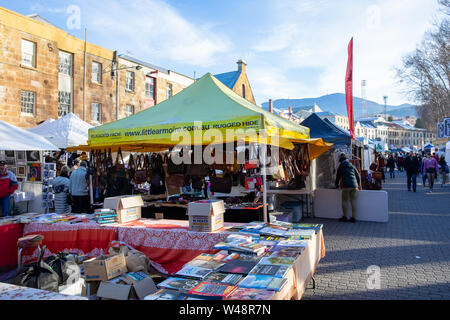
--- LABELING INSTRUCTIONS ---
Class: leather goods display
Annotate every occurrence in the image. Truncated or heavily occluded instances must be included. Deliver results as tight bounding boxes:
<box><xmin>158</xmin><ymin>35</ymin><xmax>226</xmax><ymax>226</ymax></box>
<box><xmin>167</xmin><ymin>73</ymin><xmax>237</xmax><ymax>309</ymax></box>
<box><xmin>210</xmin><ymin>171</ymin><xmax>232</xmax><ymax>194</ymax></box>
<box><xmin>167</xmin><ymin>149</ymin><xmax>187</xmax><ymax>174</ymax></box>
<box><xmin>166</xmin><ymin>173</ymin><xmax>186</xmax><ymax>188</ymax></box>
<box><xmin>135</xmin><ymin>154</ymin><xmax>150</xmax><ymax>184</ymax></box>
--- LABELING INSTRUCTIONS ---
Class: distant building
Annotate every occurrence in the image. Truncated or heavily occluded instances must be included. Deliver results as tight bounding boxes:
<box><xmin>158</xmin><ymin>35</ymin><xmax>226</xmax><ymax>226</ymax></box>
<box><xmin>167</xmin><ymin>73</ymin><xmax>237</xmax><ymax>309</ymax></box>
<box><xmin>0</xmin><ymin>6</ymin><xmax>194</xmax><ymax>128</ymax></box>
<box><xmin>214</xmin><ymin>60</ymin><xmax>256</xmax><ymax>104</ymax></box>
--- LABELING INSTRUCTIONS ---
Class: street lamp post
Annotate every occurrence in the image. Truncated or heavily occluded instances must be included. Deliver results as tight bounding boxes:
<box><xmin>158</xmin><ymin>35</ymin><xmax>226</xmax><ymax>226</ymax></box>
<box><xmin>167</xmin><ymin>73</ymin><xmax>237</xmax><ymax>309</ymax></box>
<box><xmin>105</xmin><ymin>51</ymin><xmax>142</xmax><ymax>121</ymax></box>
<box><xmin>383</xmin><ymin>96</ymin><xmax>388</xmax><ymax>121</ymax></box>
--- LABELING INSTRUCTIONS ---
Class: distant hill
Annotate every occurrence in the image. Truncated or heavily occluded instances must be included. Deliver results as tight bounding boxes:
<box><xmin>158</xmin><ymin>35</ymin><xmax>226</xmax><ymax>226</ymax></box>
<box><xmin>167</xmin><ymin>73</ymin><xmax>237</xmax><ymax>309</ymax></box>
<box><xmin>260</xmin><ymin>93</ymin><xmax>418</xmax><ymax>119</ymax></box>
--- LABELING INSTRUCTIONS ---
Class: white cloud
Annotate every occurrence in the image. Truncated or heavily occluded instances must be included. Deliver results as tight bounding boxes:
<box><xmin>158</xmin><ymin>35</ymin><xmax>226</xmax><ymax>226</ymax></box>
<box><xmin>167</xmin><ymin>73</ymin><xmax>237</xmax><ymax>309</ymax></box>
<box><xmin>80</xmin><ymin>0</ymin><xmax>231</xmax><ymax>67</ymax></box>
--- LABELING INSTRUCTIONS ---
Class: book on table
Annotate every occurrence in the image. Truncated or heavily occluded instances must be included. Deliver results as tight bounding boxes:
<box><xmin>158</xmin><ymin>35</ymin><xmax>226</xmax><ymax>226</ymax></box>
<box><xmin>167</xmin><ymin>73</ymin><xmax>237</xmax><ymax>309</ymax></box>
<box><xmin>203</xmin><ymin>272</ymin><xmax>243</xmax><ymax>285</ymax></box>
<box><xmin>228</xmin><ymin>242</ymin><xmax>267</xmax><ymax>255</ymax></box>
<box><xmin>185</xmin><ymin>259</ymin><xmax>225</xmax><ymax>270</ymax></box>
<box><xmin>249</xmin><ymin>264</ymin><xmax>291</xmax><ymax>278</ymax></box>
<box><xmin>193</xmin><ymin>253</ymin><xmax>215</xmax><ymax>261</ymax></box>
<box><xmin>218</xmin><ymin>259</ymin><xmax>258</xmax><ymax>275</ymax></box>
<box><xmin>225</xmin><ymin>287</ymin><xmax>275</xmax><ymax>300</ymax></box>
<box><xmin>258</xmin><ymin>256</ymin><xmax>296</xmax><ymax>266</ymax></box>
<box><xmin>270</xmin><ymin>221</ymin><xmax>294</xmax><ymax>229</ymax></box>
<box><xmin>157</xmin><ymin>277</ymin><xmax>202</xmax><ymax>292</ymax></box>
<box><xmin>175</xmin><ymin>265</ymin><xmax>212</xmax><ymax>279</ymax></box>
<box><xmin>275</xmin><ymin>239</ymin><xmax>309</xmax><ymax>249</ymax></box>
<box><xmin>188</xmin><ymin>282</ymin><xmax>237</xmax><ymax>298</ymax></box>
<box><xmin>238</xmin><ymin>274</ymin><xmax>287</xmax><ymax>292</ymax></box>
<box><xmin>144</xmin><ymin>289</ymin><xmax>185</xmax><ymax>300</ymax></box>
<box><xmin>212</xmin><ymin>250</ymin><xmax>230</xmax><ymax>261</ymax></box>
<box><xmin>259</xmin><ymin>227</ymin><xmax>287</xmax><ymax>237</ymax></box>
<box><xmin>269</xmin><ymin>250</ymin><xmax>301</xmax><ymax>258</ymax></box>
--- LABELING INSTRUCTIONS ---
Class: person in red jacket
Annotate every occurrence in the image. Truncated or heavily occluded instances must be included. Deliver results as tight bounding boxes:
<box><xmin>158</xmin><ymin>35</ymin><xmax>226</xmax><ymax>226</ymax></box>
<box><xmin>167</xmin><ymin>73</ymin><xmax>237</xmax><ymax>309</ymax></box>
<box><xmin>0</xmin><ymin>160</ymin><xmax>19</xmax><ymax>217</ymax></box>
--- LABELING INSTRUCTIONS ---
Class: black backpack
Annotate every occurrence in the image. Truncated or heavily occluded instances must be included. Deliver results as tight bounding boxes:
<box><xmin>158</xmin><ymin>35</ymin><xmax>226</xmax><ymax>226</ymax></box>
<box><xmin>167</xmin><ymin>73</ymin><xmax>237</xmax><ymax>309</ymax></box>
<box><xmin>44</xmin><ymin>252</ymin><xmax>81</xmax><ymax>286</ymax></box>
<box><xmin>19</xmin><ymin>246</ymin><xmax>60</xmax><ymax>292</ymax></box>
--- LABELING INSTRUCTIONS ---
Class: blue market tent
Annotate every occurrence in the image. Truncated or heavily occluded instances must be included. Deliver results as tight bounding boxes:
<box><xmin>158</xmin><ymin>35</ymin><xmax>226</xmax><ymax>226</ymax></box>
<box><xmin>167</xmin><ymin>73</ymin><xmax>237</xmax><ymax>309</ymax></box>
<box><xmin>300</xmin><ymin>113</ymin><xmax>351</xmax><ymax>146</ymax></box>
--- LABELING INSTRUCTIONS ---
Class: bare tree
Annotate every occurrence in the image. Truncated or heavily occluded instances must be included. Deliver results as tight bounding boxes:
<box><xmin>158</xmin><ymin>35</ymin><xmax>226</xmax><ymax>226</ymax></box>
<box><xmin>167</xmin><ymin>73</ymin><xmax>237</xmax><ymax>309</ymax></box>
<box><xmin>396</xmin><ymin>1</ymin><xmax>450</xmax><ymax>131</ymax></box>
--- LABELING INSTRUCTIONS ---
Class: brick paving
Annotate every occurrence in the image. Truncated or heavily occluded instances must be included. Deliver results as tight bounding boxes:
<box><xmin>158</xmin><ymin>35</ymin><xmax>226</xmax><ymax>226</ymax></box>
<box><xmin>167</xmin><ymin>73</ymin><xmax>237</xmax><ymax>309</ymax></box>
<box><xmin>301</xmin><ymin>171</ymin><xmax>450</xmax><ymax>300</ymax></box>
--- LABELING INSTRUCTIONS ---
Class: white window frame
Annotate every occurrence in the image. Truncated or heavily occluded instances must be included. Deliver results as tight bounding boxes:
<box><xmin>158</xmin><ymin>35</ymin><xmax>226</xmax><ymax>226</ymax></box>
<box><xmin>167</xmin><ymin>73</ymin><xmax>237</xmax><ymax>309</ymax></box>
<box><xmin>166</xmin><ymin>83</ymin><xmax>173</xmax><ymax>99</ymax></box>
<box><xmin>92</xmin><ymin>62</ymin><xmax>102</xmax><ymax>84</ymax></box>
<box><xmin>21</xmin><ymin>39</ymin><xmax>36</xmax><ymax>68</ymax></box>
<box><xmin>125</xmin><ymin>104</ymin><xmax>134</xmax><ymax>117</ymax></box>
<box><xmin>21</xmin><ymin>90</ymin><xmax>35</xmax><ymax>115</ymax></box>
<box><xmin>58</xmin><ymin>91</ymin><xmax>71</xmax><ymax>117</ymax></box>
<box><xmin>145</xmin><ymin>77</ymin><xmax>155</xmax><ymax>98</ymax></box>
<box><xmin>91</xmin><ymin>102</ymin><xmax>102</xmax><ymax>123</ymax></box>
<box><xmin>59</xmin><ymin>51</ymin><xmax>73</xmax><ymax>76</ymax></box>
<box><xmin>126</xmin><ymin>71</ymin><xmax>135</xmax><ymax>91</ymax></box>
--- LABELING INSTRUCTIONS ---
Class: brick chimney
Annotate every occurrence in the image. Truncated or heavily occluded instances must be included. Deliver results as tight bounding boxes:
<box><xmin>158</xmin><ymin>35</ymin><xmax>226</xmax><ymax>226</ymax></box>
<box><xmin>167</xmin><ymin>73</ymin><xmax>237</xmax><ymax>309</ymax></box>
<box><xmin>269</xmin><ymin>99</ymin><xmax>273</xmax><ymax>113</ymax></box>
<box><xmin>237</xmin><ymin>59</ymin><xmax>247</xmax><ymax>73</ymax></box>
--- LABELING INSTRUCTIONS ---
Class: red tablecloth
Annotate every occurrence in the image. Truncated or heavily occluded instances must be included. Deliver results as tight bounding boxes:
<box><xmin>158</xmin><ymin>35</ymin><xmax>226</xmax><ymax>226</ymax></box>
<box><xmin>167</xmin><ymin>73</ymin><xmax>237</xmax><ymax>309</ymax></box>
<box><xmin>22</xmin><ymin>223</ymin><xmax>117</xmax><ymax>264</ymax></box>
<box><xmin>0</xmin><ymin>223</ymin><xmax>24</xmax><ymax>272</ymax></box>
<box><xmin>21</xmin><ymin>220</ymin><xmax>228</xmax><ymax>274</ymax></box>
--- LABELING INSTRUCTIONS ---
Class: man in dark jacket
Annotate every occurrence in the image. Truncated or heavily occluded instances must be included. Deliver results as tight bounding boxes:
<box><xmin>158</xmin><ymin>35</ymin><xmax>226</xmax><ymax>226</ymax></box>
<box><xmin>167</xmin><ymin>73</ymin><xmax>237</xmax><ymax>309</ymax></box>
<box><xmin>404</xmin><ymin>152</ymin><xmax>420</xmax><ymax>192</ymax></box>
<box><xmin>335</xmin><ymin>153</ymin><xmax>361</xmax><ymax>223</ymax></box>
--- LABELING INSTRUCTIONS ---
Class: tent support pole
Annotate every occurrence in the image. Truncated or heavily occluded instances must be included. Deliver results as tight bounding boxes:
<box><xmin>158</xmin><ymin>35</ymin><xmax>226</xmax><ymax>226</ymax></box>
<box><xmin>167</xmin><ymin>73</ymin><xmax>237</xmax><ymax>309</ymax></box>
<box><xmin>261</xmin><ymin>143</ymin><xmax>268</xmax><ymax>223</ymax></box>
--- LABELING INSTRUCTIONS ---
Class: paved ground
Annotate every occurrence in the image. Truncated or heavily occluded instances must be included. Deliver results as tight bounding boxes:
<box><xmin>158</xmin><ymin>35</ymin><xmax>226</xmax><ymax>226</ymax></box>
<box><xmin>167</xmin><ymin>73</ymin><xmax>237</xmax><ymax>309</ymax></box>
<box><xmin>302</xmin><ymin>170</ymin><xmax>450</xmax><ymax>300</ymax></box>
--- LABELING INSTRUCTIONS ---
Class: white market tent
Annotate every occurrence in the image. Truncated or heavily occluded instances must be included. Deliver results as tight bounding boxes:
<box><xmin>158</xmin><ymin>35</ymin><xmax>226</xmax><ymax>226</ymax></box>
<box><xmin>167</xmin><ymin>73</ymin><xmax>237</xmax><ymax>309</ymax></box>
<box><xmin>0</xmin><ymin>120</ymin><xmax>59</xmax><ymax>151</ymax></box>
<box><xmin>28</xmin><ymin>113</ymin><xmax>93</xmax><ymax>149</ymax></box>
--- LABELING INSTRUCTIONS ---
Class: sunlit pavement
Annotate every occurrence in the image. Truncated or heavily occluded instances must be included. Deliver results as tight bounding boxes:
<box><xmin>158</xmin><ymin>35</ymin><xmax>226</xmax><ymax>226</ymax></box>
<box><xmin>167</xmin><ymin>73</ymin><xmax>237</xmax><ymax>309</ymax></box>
<box><xmin>301</xmin><ymin>171</ymin><xmax>450</xmax><ymax>300</ymax></box>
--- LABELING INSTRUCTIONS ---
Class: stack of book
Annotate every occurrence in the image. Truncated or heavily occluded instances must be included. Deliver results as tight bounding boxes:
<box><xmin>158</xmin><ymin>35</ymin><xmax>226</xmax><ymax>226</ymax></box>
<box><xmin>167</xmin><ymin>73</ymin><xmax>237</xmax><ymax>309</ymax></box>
<box><xmin>94</xmin><ymin>209</ymin><xmax>117</xmax><ymax>225</ymax></box>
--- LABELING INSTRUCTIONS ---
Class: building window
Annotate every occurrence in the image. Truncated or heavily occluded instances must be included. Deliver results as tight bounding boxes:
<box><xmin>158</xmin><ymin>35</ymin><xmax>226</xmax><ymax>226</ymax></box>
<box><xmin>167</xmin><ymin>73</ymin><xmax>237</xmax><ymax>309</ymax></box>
<box><xmin>242</xmin><ymin>84</ymin><xmax>246</xmax><ymax>99</ymax></box>
<box><xmin>166</xmin><ymin>83</ymin><xmax>173</xmax><ymax>99</ymax></box>
<box><xmin>58</xmin><ymin>91</ymin><xmax>71</xmax><ymax>117</ymax></box>
<box><xmin>125</xmin><ymin>104</ymin><xmax>134</xmax><ymax>117</ymax></box>
<box><xmin>91</xmin><ymin>103</ymin><xmax>102</xmax><ymax>123</ymax></box>
<box><xmin>126</xmin><ymin>71</ymin><xmax>135</xmax><ymax>91</ymax></box>
<box><xmin>145</xmin><ymin>77</ymin><xmax>155</xmax><ymax>99</ymax></box>
<box><xmin>21</xmin><ymin>39</ymin><xmax>36</xmax><ymax>68</ymax></box>
<box><xmin>21</xmin><ymin>91</ymin><xmax>35</xmax><ymax>114</ymax></box>
<box><xmin>92</xmin><ymin>62</ymin><xmax>102</xmax><ymax>84</ymax></box>
<box><xmin>59</xmin><ymin>51</ymin><xmax>73</xmax><ymax>76</ymax></box>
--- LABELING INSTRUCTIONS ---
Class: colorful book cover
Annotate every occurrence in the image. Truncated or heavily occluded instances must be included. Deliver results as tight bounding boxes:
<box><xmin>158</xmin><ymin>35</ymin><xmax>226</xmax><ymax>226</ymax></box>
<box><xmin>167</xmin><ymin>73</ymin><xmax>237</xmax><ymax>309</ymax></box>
<box><xmin>188</xmin><ymin>282</ymin><xmax>237</xmax><ymax>298</ymax></box>
<box><xmin>175</xmin><ymin>265</ymin><xmax>212</xmax><ymax>279</ymax></box>
<box><xmin>194</xmin><ymin>253</ymin><xmax>215</xmax><ymax>261</ymax></box>
<box><xmin>238</xmin><ymin>274</ymin><xmax>287</xmax><ymax>292</ymax></box>
<box><xmin>292</xmin><ymin>223</ymin><xmax>322</xmax><ymax>229</ymax></box>
<box><xmin>269</xmin><ymin>221</ymin><xmax>293</xmax><ymax>229</ymax></box>
<box><xmin>269</xmin><ymin>250</ymin><xmax>300</xmax><ymax>258</ymax></box>
<box><xmin>225</xmin><ymin>287</ymin><xmax>275</xmax><ymax>300</ymax></box>
<box><xmin>259</xmin><ymin>227</ymin><xmax>287</xmax><ymax>237</ymax></box>
<box><xmin>218</xmin><ymin>259</ymin><xmax>258</xmax><ymax>274</ymax></box>
<box><xmin>249</xmin><ymin>264</ymin><xmax>291</xmax><ymax>278</ymax></box>
<box><xmin>275</xmin><ymin>239</ymin><xmax>309</xmax><ymax>248</ymax></box>
<box><xmin>144</xmin><ymin>289</ymin><xmax>184</xmax><ymax>300</ymax></box>
<box><xmin>259</xmin><ymin>256</ymin><xmax>296</xmax><ymax>266</ymax></box>
<box><xmin>157</xmin><ymin>277</ymin><xmax>201</xmax><ymax>292</ymax></box>
<box><xmin>212</xmin><ymin>250</ymin><xmax>230</xmax><ymax>261</ymax></box>
<box><xmin>213</xmin><ymin>242</ymin><xmax>231</xmax><ymax>250</ymax></box>
<box><xmin>204</xmin><ymin>272</ymin><xmax>243</xmax><ymax>285</ymax></box>
<box><xmin>185</xmin><ymin>259</ymin><xmax>225</xmax><ymax>270</ymax></box>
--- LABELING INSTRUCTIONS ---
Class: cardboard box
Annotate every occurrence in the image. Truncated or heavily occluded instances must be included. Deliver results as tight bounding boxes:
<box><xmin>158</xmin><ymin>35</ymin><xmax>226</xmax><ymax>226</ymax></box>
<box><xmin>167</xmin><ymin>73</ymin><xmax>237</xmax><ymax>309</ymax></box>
<box><xmin>96</xmin><ymin>273</ymin><xmax>158</xmax><ymax>300</ymax></box>
<box><xmin>187</xmin><ymin>200</ymin><xmax>225</xmax><ymax>232</ymax></box>
<box><xmin>103</xmin><ymin>195</ymin><xmax>144</xmax><ymax>223</ymax></box>
<box><xmin>83</xmin><ymin>253</ymin><xmax>127</xmax><ymax>282</ymax></box>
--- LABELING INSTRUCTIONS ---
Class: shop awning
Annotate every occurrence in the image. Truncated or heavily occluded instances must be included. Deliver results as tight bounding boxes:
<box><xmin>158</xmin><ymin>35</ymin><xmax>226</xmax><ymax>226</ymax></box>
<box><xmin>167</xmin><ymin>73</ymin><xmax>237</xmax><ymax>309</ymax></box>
<box><xmin>69</xmin><ymin>73</ymin><xmax>332</xmax><ymax>159</ymax></box>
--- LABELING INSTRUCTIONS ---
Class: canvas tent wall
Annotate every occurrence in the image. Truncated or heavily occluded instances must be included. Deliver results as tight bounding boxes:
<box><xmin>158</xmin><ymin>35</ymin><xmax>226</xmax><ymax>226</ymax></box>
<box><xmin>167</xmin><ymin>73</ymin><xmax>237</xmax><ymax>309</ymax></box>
<box><xmin>0</xmin><ymin>120</ymin><xmax>59</xmax><ymax>151</ymax></box>
<box><xmin>28</xmin><ymin>113</ymin><xmax>93</xmax><ymax>149</ymax></box>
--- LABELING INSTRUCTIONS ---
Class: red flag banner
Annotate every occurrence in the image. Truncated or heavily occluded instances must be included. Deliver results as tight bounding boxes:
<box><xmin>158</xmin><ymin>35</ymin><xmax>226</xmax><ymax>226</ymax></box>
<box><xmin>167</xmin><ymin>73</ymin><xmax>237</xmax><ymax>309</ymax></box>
<box><xmin>345</xmin><ymin>37</ymin><xmax>356</xmax><ymax>140</ymax></box>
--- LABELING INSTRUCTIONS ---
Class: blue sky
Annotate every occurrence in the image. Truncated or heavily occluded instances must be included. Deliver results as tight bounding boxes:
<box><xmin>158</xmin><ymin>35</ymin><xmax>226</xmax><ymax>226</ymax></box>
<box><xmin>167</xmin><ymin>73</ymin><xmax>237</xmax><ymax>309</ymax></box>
<box><xmin>0</xmin><ymin>0</ymin><xmax>443</xmax><ymax>106</ymax></box>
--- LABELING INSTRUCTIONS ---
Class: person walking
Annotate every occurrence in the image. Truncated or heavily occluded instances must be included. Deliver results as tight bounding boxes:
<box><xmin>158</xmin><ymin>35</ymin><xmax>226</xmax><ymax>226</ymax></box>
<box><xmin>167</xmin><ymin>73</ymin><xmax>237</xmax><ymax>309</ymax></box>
<box><xmin>404</xmin><ymin>152</ymin><xmax>420</xmax><ymax>192</ymax></box>
<box><xmin>53</xmin><ymin>166</ymin><xmax>71</xmax><ymax>214</ymax></box>
<box><xmin>418</xmin><ymin>155</ymin><xmax>427</xmax><ymax>187</ymax></box>
<box><xmin>397</xmin><ymin>154</ymin><xmax>404</xmax><ymax>172</ymax></box>
<box><xmin>335</xmin><ymin>153</ymin><xmax>361</xmax><ymax>223</ymax></box>
<box><xmin>387</xmin><ymin>154</ymin><xmax>396</xmax><ymax>179</ymax></box>
<box><xmin>376</xmin><ymin>153</ymin><xmax>386</xmax><ymax>183</ymax></box>
<box><xmin>0</xmin><ymin>160</ymin><xmax>19</xmax><ymax>217</ymax></box>
<box><xmin>69</xmin><ymin>160</ymin><xmax>90</xmax><ymax>213</ymax></box>
<box><xmin>439</xmin><ymin>155</ymin><xmax>449</xmax><ymax>187</ymax></box>
<box><xmin>423</xmin><ymin>153</ymin><xmax>439</xmax><ymax>192</ymax></box>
